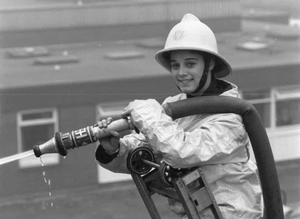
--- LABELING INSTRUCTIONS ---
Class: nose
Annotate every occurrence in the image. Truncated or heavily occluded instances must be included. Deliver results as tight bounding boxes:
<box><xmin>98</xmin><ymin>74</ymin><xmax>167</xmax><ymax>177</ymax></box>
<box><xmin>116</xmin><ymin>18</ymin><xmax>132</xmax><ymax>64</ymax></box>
<box><xmin>178</xmin><ymin>66</ymin><xmax>188</xmax><ymax>77</ymax></box>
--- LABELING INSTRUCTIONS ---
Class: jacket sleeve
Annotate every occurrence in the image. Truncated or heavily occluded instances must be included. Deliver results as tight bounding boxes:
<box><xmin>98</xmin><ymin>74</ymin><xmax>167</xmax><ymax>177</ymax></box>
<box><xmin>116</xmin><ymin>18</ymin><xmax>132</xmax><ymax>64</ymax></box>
<box><xmin>95</xmin><ymin>133</ymin><xmax>149</xmax><ymax>174</ymax></box>
<box><xmin>129</xmin><ymin>99</ymin><xmax>250</xmax><ymax>169</ymax></box>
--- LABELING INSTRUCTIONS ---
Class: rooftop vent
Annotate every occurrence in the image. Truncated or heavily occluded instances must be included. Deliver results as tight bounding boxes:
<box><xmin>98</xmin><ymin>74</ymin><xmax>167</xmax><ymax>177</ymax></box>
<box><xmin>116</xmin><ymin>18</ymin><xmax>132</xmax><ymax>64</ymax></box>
<box><xmin>6</xmin><ymin>46</ymin><xmax>49</xmax><ymax>58</ymax></box>
<box><xmin>135</xmin><ymin>38</ymin><xmax>165</xmax><ymax>49</ymax></box>
<box><xmin>235</xmin><ymin>37</ymin><xmax>274</xmax><ymax>52</ymax></box>
<box><xmin>236</xmin><ymin>41</ymin><xmax>270</xmax><ymax>51</ymax></box>
<box><xmin>104</xmin><ymin>51</ymin><xmax>144</xmax><ymax>60</ymax></box>
<box><xmin>33</xmin><ymin>55</ymin><xmax>79</xmax><ymax>65</ymax></box>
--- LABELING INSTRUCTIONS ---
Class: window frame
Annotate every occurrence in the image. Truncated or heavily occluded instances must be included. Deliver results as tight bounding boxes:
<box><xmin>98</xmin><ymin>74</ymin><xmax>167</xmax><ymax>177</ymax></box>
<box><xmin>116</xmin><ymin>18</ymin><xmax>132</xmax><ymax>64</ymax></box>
<box><xmin>240</xmin><ymin>89</ymin><xmax>272</xmax><ymax>128</ymax></box>
<box><xmin>17</xmin><ymin>108</ymin><xmax>59</xmax><ymax>168</ymax></box>
<box><xmin>241</xmin><ymin>85</ymin><xmax>300</xmax><ymax>130</ymax></box>
<box><xmin>273</xmin><ymin>85</ymin><xmax>300</xmax><ymax>128</ymax></box>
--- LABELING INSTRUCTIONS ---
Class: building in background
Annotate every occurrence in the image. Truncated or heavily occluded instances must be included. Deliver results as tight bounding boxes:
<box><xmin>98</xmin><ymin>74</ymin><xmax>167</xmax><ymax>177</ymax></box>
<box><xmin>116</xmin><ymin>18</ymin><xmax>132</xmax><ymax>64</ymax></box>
<box><xmin>0</xmin><ymin>0</ymin><xmax>299</xmax><ymax>197</ymax></box>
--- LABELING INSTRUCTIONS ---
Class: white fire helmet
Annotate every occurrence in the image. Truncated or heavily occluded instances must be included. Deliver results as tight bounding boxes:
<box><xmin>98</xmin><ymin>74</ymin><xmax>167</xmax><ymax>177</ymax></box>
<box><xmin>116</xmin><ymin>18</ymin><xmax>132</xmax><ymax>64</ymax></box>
<box><xmin>155</xmin><ymin>13</ymin><xmax>232</xmax><ymax>78</ymax></box>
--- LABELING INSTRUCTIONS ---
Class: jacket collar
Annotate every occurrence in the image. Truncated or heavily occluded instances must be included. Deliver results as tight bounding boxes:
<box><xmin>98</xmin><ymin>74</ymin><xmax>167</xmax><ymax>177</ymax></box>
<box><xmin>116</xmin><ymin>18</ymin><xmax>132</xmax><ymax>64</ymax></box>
<box><xmin>187</xmin><ymin>79</ymin><xmax>237</xmax><ymax>98</ymax></box>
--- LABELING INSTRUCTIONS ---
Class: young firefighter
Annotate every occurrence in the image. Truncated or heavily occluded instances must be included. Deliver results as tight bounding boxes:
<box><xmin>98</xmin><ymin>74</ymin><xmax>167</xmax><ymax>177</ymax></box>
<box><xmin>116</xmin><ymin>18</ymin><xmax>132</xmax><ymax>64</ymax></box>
<box><xmin>95</xmin><ymin>13</ymin><xmax>263</xmax><ymax>219</ymax></box>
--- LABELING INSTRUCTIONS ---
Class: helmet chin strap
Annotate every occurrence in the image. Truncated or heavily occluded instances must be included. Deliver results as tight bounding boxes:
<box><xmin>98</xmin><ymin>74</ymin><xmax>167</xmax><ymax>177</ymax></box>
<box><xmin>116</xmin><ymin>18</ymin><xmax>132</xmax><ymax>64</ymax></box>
<box><xmin>189</xmin><ymin>57</ymin><xmax>215</xmax><ymax>96</ymax></box>
<box><xmin>192</xmin><ymin>67</ymin><xmax>209</xmax><ymax>94</ymax></box>
<box><xmin>189</xmin><ymin>70</ymin><xmax>212</xmax><ymax>97</ymax></box>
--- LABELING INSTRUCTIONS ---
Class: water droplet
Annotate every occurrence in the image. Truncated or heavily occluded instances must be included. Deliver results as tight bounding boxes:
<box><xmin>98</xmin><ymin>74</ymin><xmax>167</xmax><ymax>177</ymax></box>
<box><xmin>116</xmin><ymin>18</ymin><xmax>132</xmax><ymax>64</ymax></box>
<box><xmin>40</xmin><ymin>157</ymin><xmax>44</xmax><ymax>167</ymax></box>
<box><xmin>39</xmin><ymin>157</ymin><xmax>54</xmax><ymax>208</ymax></box>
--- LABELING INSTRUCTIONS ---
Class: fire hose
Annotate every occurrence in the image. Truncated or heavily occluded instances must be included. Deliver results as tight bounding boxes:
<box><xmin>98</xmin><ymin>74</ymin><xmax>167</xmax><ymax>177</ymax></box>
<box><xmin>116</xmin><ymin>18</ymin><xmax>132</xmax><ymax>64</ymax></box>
<box><xmin>32</xmin><ymin>96</ymin><xmax>284</xmax><ymax>219</ymax></box>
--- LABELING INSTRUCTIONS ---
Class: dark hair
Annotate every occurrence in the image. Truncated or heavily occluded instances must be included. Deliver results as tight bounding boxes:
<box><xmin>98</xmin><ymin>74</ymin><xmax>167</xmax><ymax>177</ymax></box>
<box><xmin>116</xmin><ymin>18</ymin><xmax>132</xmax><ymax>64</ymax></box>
<box><xmin>165</xmin><ymin>50</ymin><xmax>215</xmax><ymax>75</ymax></box>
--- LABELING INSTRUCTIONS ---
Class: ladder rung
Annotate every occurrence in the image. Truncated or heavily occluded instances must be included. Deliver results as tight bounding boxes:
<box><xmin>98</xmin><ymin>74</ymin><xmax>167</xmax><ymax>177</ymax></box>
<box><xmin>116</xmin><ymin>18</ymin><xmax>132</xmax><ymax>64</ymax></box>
<box><xmin>182</xmin><ymin>169</ymin><xmax>201</xmax><ymax>185</ymax></box>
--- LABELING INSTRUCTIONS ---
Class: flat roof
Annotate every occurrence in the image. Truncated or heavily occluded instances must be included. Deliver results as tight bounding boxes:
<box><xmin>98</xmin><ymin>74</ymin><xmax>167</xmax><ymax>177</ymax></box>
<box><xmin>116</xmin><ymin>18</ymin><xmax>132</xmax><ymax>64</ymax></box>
<box><xmin>0</xmin><ymin>20</ymin><xmax>299</xmax><ymax>90</ymax></box>
<box><xmin>0</xmin><ymin>0</ymin><xmax>134</xmax><ymax>9</ymax></box>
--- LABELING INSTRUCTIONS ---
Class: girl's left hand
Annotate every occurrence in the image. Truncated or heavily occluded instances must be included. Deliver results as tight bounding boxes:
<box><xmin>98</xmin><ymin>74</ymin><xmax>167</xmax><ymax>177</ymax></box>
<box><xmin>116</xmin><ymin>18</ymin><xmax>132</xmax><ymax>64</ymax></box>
<box><xmin>121</xmin><ymin>99</ymin><xmax>165</xmax><ymax>132</ymax></box>
<box><xmin>121</xmin><ymin>100</ymin><xmax>147</xmax><ymax>119</ymax></box>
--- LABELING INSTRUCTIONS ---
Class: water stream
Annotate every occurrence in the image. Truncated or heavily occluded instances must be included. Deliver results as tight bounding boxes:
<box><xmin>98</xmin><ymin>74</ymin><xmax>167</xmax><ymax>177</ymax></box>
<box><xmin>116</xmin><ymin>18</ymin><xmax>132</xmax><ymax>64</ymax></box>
<box><xmin>0</xmin><ymin>150</ymin><xmax>34</xmax><ymax>166</ymax></box>
<box><xmin>40</xmin><ymin>158</ymin><xmax>54</xmax><ymax>207</ymax></box>
<box><xmin>0</xmin><ymin>150</ymin><xmax>54</xmax><ymax>207</ymax></box>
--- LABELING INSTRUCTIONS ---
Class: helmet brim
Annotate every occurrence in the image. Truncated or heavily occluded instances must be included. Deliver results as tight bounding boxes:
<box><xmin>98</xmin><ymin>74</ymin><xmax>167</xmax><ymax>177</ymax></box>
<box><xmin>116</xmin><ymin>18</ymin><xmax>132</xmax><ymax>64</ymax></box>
<box><xmin>155</xmin><ymin>47</ymin><xmax>232</xmax><ymax>78</ymax></box>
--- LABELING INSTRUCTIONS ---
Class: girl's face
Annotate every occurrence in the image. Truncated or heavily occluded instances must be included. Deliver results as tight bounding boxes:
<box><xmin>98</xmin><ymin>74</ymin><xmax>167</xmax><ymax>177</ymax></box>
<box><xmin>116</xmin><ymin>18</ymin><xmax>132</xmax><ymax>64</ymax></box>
<box><xmin>170</xmin><ymin>50</ymin><xmax>205</xmax><ymax>94</ymax></box>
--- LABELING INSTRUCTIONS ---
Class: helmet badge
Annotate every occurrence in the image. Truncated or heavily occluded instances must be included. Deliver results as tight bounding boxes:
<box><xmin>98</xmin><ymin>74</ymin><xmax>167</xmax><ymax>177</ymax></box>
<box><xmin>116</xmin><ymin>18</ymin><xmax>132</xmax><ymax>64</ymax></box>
<box><xmin>173</xmin><ymin>30</ymin><xmax>185</xmax><ymax>41</ymax></box>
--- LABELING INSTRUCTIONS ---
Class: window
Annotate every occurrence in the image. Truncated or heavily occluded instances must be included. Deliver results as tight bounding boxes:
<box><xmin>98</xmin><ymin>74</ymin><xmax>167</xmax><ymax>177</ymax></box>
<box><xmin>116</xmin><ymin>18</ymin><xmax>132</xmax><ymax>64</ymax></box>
<box><xmin>242</xmin><ymin>88</ymin><xmax>271</xmax><ymax>128</ymax></box>
<box><xmin>17</xmin><ymin>108</ymin><xmax>59</xmax><ymax>168</ymax></box>
<box><xmin>241</xmin><ymin>86</ymin><xmax>300</xmax><ymax>162</ymax></box>
<box><xmin>96</xmin><ymin>101</ymin><xmax>134</xmax><ymax>183</ymax></box>
<box><xmin>242</xmin><ymin>85</ymin><xmax>300</xmax><ymax>129</ymax></box>
<box><xmin>275</xmin><ymin>86</ymin><xmax>300</xmax><ymax>127</ymax></box>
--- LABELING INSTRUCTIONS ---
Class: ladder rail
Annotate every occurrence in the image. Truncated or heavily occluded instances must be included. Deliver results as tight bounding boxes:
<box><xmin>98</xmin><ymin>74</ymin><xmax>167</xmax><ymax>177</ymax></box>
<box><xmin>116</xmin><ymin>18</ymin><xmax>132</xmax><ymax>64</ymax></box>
<box><xmin>131</xmin><ymin>167</ymin><xmax>224</xmax><ymax>219</ymax></box>
<box><xmin>127</xmin><ymin>147</ymin><xmax>224</xmax><ymax>219</ymax></box>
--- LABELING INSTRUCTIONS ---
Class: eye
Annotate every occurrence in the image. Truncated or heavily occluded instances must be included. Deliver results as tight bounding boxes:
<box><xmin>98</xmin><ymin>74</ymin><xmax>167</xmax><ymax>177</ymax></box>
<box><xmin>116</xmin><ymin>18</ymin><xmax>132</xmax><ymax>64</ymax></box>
<box><xmin>170</xmin><ymin>63</ymin><xmax>179</xmax><ymax>70</ymax></box>
<box><xmin>186</xmin><ymin>62</ymin><xmax>196</xmax><ymax>68</ymax></box>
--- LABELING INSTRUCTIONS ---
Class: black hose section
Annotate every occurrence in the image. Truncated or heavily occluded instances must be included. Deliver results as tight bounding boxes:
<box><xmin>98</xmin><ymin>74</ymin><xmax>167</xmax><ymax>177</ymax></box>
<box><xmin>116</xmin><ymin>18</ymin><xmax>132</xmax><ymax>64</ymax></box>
<box><xmin>164</xmin><ymin>96</ymin><xmax>284</xmax><ymax>219</ymax></box>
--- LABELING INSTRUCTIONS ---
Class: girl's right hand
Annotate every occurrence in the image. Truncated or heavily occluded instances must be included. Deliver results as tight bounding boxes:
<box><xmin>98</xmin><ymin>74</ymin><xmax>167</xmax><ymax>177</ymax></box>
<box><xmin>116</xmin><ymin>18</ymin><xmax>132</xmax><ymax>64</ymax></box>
<box><xmin>97</xmin><ymin>117</ymin><xmax>120</xmax><ymax>154</ymax></box>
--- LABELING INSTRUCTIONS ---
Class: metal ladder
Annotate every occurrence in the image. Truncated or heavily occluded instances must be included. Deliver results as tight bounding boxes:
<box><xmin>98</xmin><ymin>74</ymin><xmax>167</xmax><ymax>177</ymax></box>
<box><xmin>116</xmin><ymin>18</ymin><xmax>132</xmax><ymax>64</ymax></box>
<box><xmin>127</xmin><ymin>147</ymin><xmax>224</xmax><ymax>219</ymax></box>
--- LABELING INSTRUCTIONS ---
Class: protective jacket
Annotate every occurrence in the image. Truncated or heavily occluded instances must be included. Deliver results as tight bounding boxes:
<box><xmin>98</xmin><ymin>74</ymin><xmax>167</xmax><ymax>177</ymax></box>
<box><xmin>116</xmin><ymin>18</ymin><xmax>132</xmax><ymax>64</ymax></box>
<box><xmin>96</xmin><ymin>80</ymin><xmax>263</xmax><ymax>219</ymax></box>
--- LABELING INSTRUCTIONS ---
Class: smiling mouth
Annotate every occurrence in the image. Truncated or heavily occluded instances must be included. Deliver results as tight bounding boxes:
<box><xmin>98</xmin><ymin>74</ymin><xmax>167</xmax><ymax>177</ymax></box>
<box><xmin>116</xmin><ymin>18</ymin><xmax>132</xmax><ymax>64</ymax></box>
<box><xmin>179</xmin><ymin>79</ymin><xmax>192</xmax><ymax>83</ymax></box>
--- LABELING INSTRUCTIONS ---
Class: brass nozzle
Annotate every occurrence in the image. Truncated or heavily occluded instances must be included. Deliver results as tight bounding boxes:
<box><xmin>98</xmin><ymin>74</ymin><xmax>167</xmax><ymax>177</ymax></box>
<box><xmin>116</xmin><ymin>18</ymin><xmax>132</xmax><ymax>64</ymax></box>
<box><xmin>33</xmin><ymin>135</ymin><xmax>64</xmax><ymax>157</ymax></box>
<box><xmin>33</xmin><ymin>145</ymin><xmax>42</xmax><ymax>157</ymax></box>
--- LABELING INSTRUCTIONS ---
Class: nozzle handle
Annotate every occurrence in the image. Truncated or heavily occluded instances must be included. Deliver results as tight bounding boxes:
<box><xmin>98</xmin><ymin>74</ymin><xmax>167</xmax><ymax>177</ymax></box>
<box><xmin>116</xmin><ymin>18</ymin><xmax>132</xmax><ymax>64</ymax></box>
<box><xmin>94</xmin><ymin>119</ymin><xmax>131</xmax><ymax>140</ymax></box>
